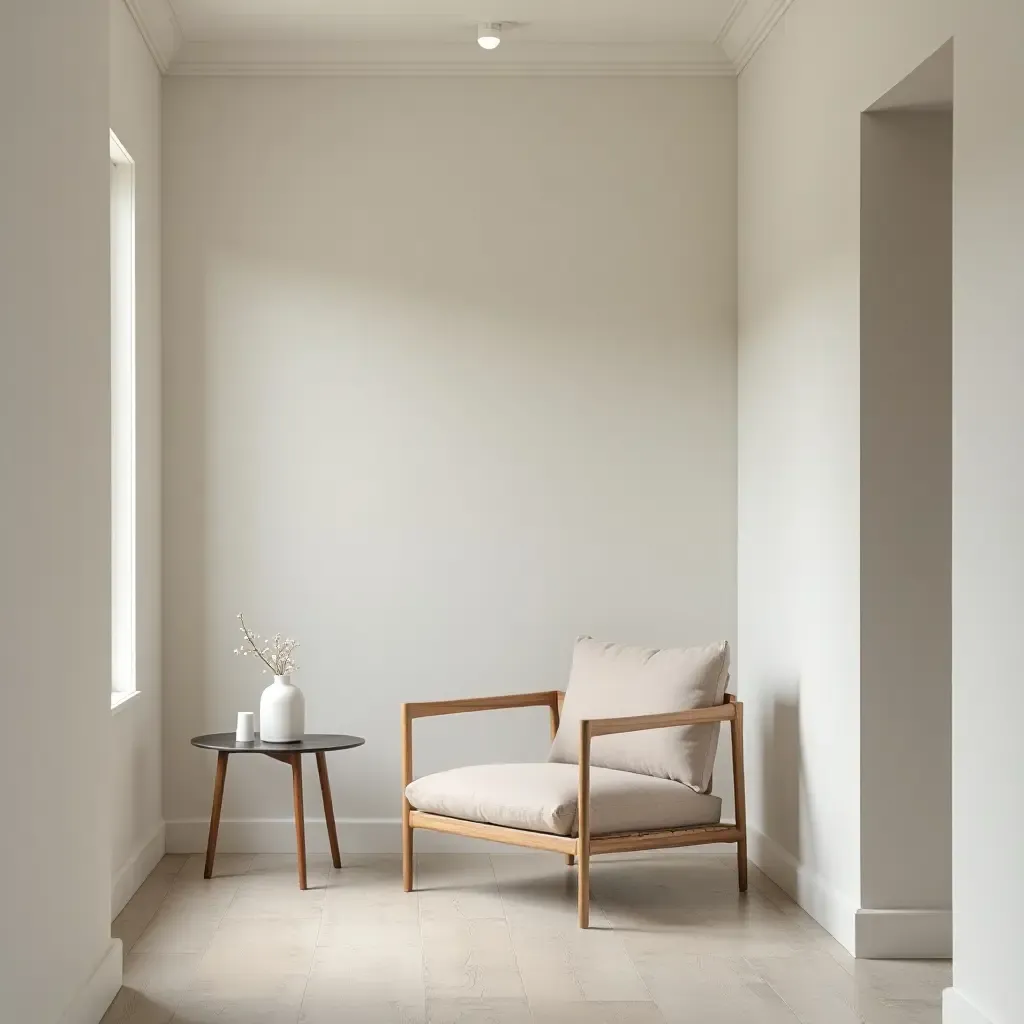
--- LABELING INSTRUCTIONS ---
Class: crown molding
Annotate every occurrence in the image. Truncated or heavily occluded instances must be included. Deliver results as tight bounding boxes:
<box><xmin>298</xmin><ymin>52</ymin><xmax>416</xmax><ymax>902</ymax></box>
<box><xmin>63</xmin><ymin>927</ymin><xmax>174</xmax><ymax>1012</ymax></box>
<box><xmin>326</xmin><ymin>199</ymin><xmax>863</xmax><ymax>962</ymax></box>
<box><xmin>166</xmin><ymin>39</ymin><xmax>736</xmax><ymax>77</ymax></box>
<box><xmin>123</xmin><ymin>0</ymin><xmax>182</xmax><ymax>73</ymax></box>
<box><xmin>127</xmin><ymin>3</ymin><xmax>798</xmax><ymax>78</ymax></box>
<box><xmin>717</xmin><ymin>0</ymin><xmax>796</xmax><ymax>72</ymax></box>
<box><xmin>716</xmin><ymin>0</ymin><xmax>750</xmax><ymax>47</ymax></box>
<box><xmin>170</xmin><ymin>63</ymin><xmax>734</xmax><ymax>78</ymax></box>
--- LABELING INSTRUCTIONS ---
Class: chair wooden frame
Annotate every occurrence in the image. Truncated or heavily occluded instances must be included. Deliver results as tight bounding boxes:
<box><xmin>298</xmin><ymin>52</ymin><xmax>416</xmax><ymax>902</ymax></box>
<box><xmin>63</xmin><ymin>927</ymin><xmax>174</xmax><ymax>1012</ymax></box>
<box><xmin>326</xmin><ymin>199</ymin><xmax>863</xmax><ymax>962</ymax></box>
<box><xmin>400</xmin><ymin>691</ymin><xmax>747</xmax><ymax>927</ymax></box>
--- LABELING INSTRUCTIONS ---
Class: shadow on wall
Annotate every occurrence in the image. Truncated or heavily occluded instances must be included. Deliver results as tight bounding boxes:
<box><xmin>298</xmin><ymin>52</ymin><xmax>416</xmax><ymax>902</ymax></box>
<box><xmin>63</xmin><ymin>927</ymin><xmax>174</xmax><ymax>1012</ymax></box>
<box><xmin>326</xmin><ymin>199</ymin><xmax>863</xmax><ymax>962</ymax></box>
<box><xmin>161</xmin><ymin>256</ymin><xmax>212</xmax><ymax>822</ymax></box>
<box><xmin>759</xmin><ymin>689</ymin><xmax>802</xmax><ymax>867</ymax></box>
<box><xmin>161</xmin><ymin>76</ymin><xmax>738</xmax><ymax>829</ymax></box>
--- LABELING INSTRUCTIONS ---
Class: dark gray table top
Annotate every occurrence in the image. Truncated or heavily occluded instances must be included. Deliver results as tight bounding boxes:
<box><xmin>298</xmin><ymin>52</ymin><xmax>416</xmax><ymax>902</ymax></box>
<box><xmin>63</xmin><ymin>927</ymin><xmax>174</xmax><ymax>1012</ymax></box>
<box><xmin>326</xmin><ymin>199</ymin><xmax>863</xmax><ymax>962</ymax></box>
<box><xmin>191</xmin><ymin>733</ymin><xmax>365</xmax><ymax>753</ymax></box>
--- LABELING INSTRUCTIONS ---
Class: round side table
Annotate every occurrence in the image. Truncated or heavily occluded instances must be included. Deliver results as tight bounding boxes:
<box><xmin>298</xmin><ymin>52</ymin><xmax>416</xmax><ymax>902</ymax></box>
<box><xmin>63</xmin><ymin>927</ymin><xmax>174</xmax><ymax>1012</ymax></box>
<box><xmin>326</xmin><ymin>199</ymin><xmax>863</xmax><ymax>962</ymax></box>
<box><xmin>191</xmin><ymin>733</ymin><xmax>365</xmax><ymax>889</ymax></box>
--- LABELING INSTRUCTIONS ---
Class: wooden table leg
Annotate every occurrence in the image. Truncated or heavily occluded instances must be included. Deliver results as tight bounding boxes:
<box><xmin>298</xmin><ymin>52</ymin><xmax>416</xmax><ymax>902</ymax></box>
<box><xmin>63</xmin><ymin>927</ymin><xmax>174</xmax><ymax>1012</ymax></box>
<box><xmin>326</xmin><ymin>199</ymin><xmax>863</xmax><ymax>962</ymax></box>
<box><xmin>291</xmin><ymin>753</ymin><xmax>307</xmax><ymax>890</ymax></box>
<box><xmin>316</xmin><ymin>752</ymin><xmax>342</xmax><ymax>869</ymax></box>
<box><xmin>204</xmin><ymin>752</ymin><xmax>229</xmax><ymax>879</ymax></box>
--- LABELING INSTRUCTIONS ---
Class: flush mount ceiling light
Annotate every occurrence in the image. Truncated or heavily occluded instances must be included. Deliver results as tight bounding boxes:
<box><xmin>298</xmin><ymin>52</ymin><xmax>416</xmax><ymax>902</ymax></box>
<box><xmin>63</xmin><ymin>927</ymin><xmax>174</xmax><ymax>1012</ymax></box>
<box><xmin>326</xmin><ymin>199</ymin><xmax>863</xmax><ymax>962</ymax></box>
<box><xmin>477</xmin><ymin>23</ymin><xmax>502</xmax><ymax>50</ymax></box>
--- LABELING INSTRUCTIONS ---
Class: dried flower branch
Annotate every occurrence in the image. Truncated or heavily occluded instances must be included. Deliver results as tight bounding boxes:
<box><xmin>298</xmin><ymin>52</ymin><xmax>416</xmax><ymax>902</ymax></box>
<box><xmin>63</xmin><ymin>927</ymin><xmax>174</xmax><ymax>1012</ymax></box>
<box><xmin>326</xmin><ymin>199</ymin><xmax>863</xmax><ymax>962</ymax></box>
<box><xmin>234</xmin><ymin>613</ymin><xmax>299</xmax><ymax>676</ymax></box>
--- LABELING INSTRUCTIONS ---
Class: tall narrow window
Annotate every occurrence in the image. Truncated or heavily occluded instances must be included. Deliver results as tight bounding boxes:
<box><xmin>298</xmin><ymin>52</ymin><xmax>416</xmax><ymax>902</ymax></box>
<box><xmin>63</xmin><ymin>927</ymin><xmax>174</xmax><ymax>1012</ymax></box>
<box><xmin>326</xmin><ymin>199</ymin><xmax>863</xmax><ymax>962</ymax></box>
<box><xmin>110</xmin><ymin>131</ymin><xmax>137</xmax><ymax>709</ymax></box>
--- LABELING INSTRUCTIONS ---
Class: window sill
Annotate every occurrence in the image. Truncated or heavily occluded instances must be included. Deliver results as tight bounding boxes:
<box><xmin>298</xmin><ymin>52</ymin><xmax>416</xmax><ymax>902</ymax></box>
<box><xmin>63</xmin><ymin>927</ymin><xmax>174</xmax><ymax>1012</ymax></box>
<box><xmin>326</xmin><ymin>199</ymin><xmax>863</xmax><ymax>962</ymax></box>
<box><xmin>111</xmin><ymin>689</ymin><xmax>141</xmax><ymax>715</ymax></box>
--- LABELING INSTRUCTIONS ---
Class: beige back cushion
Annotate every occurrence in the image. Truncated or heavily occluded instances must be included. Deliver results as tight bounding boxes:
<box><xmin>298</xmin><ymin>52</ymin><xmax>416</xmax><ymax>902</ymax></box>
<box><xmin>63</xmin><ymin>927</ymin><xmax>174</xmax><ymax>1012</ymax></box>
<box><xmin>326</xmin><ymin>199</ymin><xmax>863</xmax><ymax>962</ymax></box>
<box><xmin>548</xmin><ymin>637</ymin><xmax>730</xmax><ymax>792</ymax></box>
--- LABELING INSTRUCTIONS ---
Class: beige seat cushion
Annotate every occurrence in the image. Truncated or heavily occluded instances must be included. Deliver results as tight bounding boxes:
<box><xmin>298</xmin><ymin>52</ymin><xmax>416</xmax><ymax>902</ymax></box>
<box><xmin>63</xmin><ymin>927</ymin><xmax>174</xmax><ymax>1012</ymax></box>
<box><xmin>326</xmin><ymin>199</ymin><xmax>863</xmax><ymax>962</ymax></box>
<box><xmin>548</xmin><ymin>637</ymin><xmax>730</xmax><ymax>792</ymax></box>
<box><xmin>405</xmin><ymin>762</ymin><xmax>722</xmax><ymax>837</ymax></box>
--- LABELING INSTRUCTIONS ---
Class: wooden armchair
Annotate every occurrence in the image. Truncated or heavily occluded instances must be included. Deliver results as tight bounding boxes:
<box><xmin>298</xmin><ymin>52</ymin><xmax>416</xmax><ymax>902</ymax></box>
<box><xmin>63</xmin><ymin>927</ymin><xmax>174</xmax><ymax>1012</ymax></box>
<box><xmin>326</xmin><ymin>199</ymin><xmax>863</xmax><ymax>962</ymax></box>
<box><xmin>401</xmin><ymin>687</ymin><xmax>746</xmax><ymax>927</ymax></box>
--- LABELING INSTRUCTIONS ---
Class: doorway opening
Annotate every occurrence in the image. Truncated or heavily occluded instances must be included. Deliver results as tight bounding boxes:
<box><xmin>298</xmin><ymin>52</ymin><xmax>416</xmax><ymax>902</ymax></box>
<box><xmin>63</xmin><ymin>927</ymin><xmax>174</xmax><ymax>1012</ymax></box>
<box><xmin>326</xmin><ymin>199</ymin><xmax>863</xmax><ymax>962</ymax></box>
<box><xmin>858</xmin><ymin>39</ymin><xmax>953</xmax><ymax>958</ymax></box>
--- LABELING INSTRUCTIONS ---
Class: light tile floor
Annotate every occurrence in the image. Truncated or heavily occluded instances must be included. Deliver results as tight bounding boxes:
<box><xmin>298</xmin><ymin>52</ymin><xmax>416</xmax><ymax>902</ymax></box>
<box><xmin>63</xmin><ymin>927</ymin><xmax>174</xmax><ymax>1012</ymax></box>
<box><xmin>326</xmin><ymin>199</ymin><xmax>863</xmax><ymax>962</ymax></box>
<box><xmin>103</xmin><ymin>851</ymin><xmax>950</xmax><ymax>1024</ymax></box>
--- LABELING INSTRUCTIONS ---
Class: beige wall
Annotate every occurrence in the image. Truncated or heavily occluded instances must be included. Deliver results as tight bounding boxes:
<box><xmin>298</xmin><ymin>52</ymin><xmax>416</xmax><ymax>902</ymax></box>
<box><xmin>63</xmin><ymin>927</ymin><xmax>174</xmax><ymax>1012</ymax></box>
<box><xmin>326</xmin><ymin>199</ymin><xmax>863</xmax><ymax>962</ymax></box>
<box><xmin>161</xmin><ymin>75</ymin><xmax>738</xmax><ymax>852</ymax></box>
<box><xmin>860</xmin><ymin>109</ymin><xmax>952</xmax><ymax>928</ymax></box>
<box><xmin>0</xmin><ymin>2</ymin><xmax>121</xmax><ymax>1021</ymax></box>
<box><xmin>949</xmin><ymin>3</ymin><xmax>1024</xmax><ymax>1021</ymax></box>
<box><xmin>737</xmin><ymin>0</ymin><xmax>953</xmax><ymax>955</ymax></box>
<box><xmin>109</xmin><ymin>0</ymin><xmax>164</xmax><ymax>918</ymax></box>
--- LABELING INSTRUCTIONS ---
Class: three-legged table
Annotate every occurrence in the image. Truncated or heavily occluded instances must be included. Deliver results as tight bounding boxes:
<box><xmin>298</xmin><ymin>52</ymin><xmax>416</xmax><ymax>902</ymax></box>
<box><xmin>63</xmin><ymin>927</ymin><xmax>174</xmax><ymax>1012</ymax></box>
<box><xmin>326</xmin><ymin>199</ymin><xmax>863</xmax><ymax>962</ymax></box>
<box><xmin>190</xmin><ymin>733</ymin><xmax>365</xmax><ymax>889</ymax></box>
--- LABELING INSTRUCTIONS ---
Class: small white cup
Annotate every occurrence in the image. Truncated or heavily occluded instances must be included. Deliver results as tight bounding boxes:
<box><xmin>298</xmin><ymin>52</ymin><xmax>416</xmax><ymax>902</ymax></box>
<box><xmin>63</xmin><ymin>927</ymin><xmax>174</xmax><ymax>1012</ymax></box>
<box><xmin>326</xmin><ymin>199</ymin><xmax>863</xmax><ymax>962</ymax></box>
<box><xmin>236</xmin><ymin>711</ymin><xmax>255</xmax><ymax>743</ymax></box>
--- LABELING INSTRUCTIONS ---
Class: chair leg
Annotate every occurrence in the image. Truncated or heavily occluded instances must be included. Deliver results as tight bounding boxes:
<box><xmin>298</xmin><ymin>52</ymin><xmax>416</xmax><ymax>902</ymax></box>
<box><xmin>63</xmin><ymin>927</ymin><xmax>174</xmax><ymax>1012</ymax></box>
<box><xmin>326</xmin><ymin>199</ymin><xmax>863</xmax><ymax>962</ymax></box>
<box><xmin>402</xmin><ymin>802</ymin><xmax>414</xmax><ymax>892</ymax></box>
<box><xmin>731</xmin><ymin>700</ymin><xmax>748</xmax><ymax>894</ymax></box>
<box><xmin>577</xmin><ymin>844</ymin><xmax>590</xmax><ymax>928</ymax></box>
<box><xmin>577</xmin><ymin>720</ymin><xmax>592</xmax><ymax>928</ymax></box>
<box><xmin>566</xmin><ymin>854</ymin><xmax>575</xmax><ymax>867</ymax></box>
<box><xmin>401</xmin><ymin>705</ymin><xmax>414</xmax><ymax>892</ymax></box>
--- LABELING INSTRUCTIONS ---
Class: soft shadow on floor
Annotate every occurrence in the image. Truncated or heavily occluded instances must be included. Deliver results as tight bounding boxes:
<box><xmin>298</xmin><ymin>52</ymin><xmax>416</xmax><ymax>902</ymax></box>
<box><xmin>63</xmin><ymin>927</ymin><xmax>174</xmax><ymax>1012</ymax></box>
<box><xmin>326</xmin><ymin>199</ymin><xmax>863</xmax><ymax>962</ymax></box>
<box><xmin>104</xmin><ymin>851</ymin><xmax>949</xmax><ymax>1024</ymax></box>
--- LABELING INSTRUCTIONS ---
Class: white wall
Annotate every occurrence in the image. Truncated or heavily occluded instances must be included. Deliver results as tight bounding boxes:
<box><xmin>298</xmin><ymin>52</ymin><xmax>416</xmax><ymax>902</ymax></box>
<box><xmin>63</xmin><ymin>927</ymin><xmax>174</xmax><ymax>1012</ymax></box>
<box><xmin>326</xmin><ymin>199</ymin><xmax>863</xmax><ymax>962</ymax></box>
<box><xmin>737</xmin><ymin>0</ymin><xmax>953</xmax><ymax>954</ymax></box>
<box><xmin>0</xmin><ymin>2</ymin><xmax>121</xmax><ymax>1022</ymax></box>
<box><xmin>161</xmin><ymin>76</ymin><xmax>738</xmax><ymax>852</ymax></box>
<box><xmin>109</xmin><ymin>0</ymin><xmax>164</xmax><ymax>917</ymax></box>
<box><xmin>740</xmin><ymin>0</ymin><xmax>1024</xmax><ymax>1006</ymax></box>
<box><xmin>948</xmin><ymin>3</ymin><xmax>1024</xmax><ymax>1021</ymax></box>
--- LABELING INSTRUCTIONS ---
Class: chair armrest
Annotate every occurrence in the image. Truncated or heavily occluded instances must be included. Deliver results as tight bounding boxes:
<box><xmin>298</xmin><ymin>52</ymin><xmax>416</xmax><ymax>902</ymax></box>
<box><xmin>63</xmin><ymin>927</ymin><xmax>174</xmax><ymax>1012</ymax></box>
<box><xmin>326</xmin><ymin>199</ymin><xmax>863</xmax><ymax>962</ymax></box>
<box><xmin>401</xmin><ymin>691</ymin><xmax>563</xmax><ymax>794</ymax></box>
<box><xmin>403</xmin><ymin>690</ymin><xmax>561</xmax><ymax>720</ymax></box>
<box><xmin>584</xmin><ymin>701</ymin><xmax>737</xmax><ymax>738</ymax></box>
<box><xmin>575</xmin><ymin>701</ymin><xmax>740</xmax><ymax>853</ymax></box>
<box><xmin>577</xmin><ymin>700</ymin><xmax>745</xmax><ymax>884</ymax></box>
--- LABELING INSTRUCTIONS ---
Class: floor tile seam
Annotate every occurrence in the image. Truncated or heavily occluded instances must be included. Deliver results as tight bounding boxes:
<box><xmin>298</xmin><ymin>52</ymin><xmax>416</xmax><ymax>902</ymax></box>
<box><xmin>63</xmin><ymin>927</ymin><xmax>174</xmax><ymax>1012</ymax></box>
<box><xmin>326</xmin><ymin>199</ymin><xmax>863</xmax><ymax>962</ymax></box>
<box><xmin>296</xmin><ymin>893</ymin><xmax>328</xmax><ymax>1012</ymax></box>
<box><xmin>742</xmin><ymin>953</ymin><xmax>877</xmax><ymax>1024</ymax></box>
<box><xmin>489</xmin><ymin>853</ymin><xmax>548</xmax><ymax>1007</ymax></box>
<box><xmin>490</xmin><ymin>855</ymin><xmax>658</xmax><ymax>1008</ymax></box>
<box><xmin>618</xmin><ymin>927</ymin><xmax>660</xmax><ymax>1008</ymax></box>
<box><xmin>414</xmin><ymin>887</ymin><xmax>433</xmax><ymax>1005</ymax></box>
<box><xmin>736</xmin><ymin>955</ymin><xmax>811</xmax><ymax>1023</ymax></box>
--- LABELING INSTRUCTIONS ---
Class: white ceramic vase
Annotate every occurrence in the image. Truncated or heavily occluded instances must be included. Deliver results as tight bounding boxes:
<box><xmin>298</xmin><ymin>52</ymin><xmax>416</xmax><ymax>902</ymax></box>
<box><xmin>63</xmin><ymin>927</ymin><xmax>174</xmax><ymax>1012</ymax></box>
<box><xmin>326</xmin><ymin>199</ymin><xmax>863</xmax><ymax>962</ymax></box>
<box><xmin>259</xmin><ymin>675</ymin><xmax>305</xmax><ymax>743</ymax></box>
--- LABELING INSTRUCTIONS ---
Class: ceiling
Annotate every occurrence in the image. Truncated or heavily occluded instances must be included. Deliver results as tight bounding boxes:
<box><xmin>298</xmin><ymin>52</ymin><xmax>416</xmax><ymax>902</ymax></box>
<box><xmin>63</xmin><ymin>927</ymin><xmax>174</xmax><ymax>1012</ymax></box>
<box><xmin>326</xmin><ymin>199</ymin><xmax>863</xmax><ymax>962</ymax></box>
<box><xmin>126</xmin><ymin>0</ymin><xmax>794</xmax><ymax>75</ymax></box>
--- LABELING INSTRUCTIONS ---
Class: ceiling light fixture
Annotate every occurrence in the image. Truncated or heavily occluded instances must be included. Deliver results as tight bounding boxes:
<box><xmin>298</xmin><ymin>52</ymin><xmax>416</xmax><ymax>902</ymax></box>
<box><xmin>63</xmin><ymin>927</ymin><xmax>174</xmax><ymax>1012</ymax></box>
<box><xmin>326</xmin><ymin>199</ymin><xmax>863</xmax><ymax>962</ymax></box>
<box><xmin>477</xmin><ymin>23</ymin><xmax>502</xmax><ymax>50</ymax></box>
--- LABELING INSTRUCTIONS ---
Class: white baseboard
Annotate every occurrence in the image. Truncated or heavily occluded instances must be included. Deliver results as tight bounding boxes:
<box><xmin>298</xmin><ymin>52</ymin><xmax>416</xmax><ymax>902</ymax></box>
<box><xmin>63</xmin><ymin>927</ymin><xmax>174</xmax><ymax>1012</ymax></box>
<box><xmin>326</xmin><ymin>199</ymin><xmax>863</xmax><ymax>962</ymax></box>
<box><xmin>112</xmin><ymin>822</ymin><xmax>166</xmax><ymax>919</ymax></box>
<box><xmin>856</xmin><ymin>907</ymin><xmax>952</xmax><ymax>959</ymax></box>
<box><xmin>57</xmin><ymin>939</ymin><xmax>122</xmax><ymax>1024</ymax></box>
<box><xmin>748</xmin><ymin>826</ymin><xmax>859</xmax><ymax>954</ymax></box>
<box><xmin>165</xmin><ymin>816</ymin><xmax>734</xmax><ymax>858</ymax></box>
<box><xmin>943</xmin><ymin>988</ymin><xmax>993</xmax><ymax>1024</ymax></box>
<box><xmin>748</xmin><ymin>827</ymin><xmax>952</xmax><ymax>959</ymax></box>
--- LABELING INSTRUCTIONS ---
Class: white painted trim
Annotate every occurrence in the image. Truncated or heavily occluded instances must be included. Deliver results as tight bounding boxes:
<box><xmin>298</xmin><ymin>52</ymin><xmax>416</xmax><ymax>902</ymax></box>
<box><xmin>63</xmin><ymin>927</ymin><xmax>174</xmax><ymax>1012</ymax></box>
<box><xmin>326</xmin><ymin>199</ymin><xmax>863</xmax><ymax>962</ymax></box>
<box><xmin>166</xmin><ymin>817</ymin><xmax>736</xmax><ymax>857</ymax></box>
<box><xmin>122</xmin><ymin>1</ymin><xmax>793</xmax><ymax>77</ymax></box>
<box><xmin>57</xmin><ymin>939</ymin><xmax>122</xmax><ymax>1024</ymax></box>
<box><xmin>748</xmin><ymin>825</ymin><xmax>858</xmax><ymax>954</ymax></box>
<box><xmin>739</xmin><ymin>0</ymin><xmax>797</xmax><ymax>71</ymax></box>
<box><xmin>718</xmin><ymin>0</ymin><xmax>797</xmax><ymax>72</ymax></box>
<box><xmin>749</xmin><ymin>827</ymin><xmax>952</xmax><ymax>958</ymax></box>
<box><xmin>110</xmin><ymin>689</ymin><xmax>141</xmax><ymax>715</ymax></box>
<box><xmin>111</xmin><ymin>822</ymin><xmax>166</xmax><ymax>919</ymax></box>
<box><xmin>169</xmin><ymin>60</ymin><xmax>735</xmax><ymax>78</ymax></box>
<box><xmin>109</xmin><ymin>131</ymin><xmax>137</xmax><ymax>705</ymax></box>
<box><xmin>109</xmin><ymin>131</ymin><xmax>134</xmax><ymax>166</ymax></box>
<box><xmin>165</xmin><ymin>38</ymin><xmax>735</xmax><ymax>77</ymax></box>
<box><xmin>855</xmin><ymin>908</ymin><xmax>952</xmax><ymax>959</ymax></box>
<box><xmin>122</xmin><ymin>0</ymin><xmax>182</xmax><ymax>73</ymax></box>
<box><xmin>716</xmin><ymin>0</ymin><xmax>750</xmax><ymax>45</ymax></box>
<box><xmin>943</xmin><ymin>988</ymin><xmax>994</xmax><ymax>1024</ymax></box>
